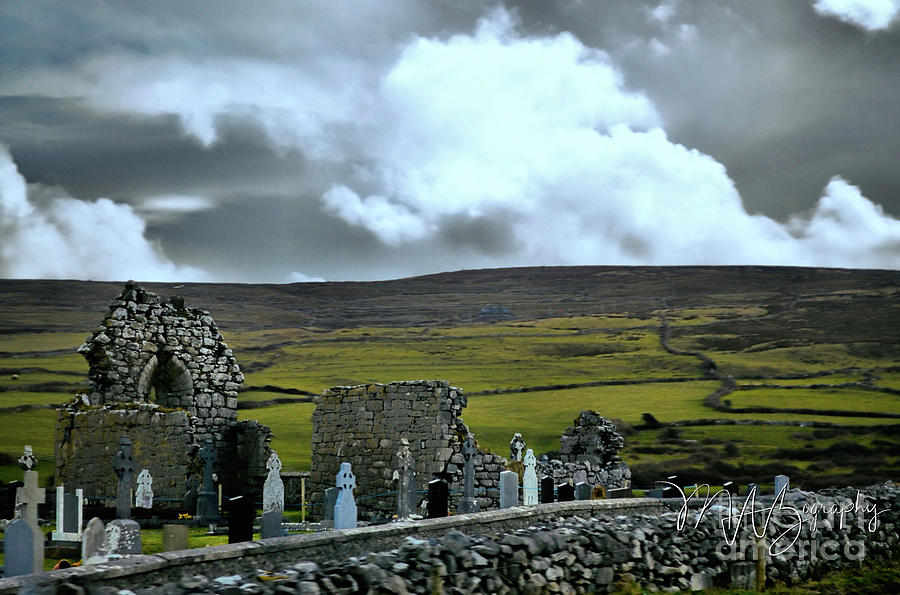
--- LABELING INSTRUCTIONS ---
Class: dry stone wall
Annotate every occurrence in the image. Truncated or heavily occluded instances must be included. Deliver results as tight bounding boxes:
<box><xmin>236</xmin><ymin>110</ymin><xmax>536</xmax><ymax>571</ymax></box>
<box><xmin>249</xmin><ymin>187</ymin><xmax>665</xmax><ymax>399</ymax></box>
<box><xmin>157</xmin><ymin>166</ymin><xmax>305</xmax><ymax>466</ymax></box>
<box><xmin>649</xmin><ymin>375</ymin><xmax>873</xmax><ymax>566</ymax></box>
<box><xmin>309</xmin><ymin>380</ymin><xmax>505</xmax><ymax>518</ymax></box>
<box><xmin>538</xmin><ymin>410</ymin><xmax>631</xmax><ymax>488</ymax></box>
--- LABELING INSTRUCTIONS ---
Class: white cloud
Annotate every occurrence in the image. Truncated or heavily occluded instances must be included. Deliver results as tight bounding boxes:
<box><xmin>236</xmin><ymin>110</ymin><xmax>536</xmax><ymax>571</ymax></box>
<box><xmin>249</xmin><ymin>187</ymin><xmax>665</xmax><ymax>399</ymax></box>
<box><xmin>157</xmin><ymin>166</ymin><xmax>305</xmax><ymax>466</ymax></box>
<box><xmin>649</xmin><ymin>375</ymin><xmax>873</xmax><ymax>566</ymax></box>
<box><xmin>140</xmin><ymin>195</ymin><xmax>215</xmax><ymax>214</ymax></box>
<box><xmin>282</xmin><ymin>271</ymin><xmax>326</xmax><ymax>283</ymax></box>
<box><xmin>812</xmin><ymin>0</ymin><xmax>900</xmax><ymax>31</ymax></box>
<box><xmin>0</xmin><ymin>144</ymin><xmax>209</xmax><ymax>281</ymax></box>
<box><xmin>321</xmin><ymin>185</ymin><xmax>432</xmax><ymax>246</ymax></box>
<box><xmin>649</xmin><ymin>38</ymin><xmax>672</xmax><ymax>56</ymax></box>
<box><xmin>649</xmin><ymin>1</ymin><xmax>679</xmax><ymax>24</ymax></box>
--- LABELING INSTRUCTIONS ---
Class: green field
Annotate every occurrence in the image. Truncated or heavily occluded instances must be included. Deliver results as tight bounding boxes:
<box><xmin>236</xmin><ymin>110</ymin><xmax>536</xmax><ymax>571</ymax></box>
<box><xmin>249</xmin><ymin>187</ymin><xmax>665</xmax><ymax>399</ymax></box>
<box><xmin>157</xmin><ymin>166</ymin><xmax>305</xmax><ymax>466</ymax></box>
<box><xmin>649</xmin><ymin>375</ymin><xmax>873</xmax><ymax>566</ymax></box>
<box><xmin>0</xmin><ymin>268</ymin><xmax>897</xmax><ymax>492</ymax></box>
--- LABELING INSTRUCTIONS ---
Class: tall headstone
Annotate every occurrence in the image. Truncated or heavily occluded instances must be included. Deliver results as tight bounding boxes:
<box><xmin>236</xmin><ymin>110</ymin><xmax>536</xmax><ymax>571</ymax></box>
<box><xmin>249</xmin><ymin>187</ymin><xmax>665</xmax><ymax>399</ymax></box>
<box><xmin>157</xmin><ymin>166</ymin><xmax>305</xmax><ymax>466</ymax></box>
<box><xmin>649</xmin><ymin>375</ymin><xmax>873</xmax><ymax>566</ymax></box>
<box><xmin>427</xmin><ymin>478</ymin><xmax>449</xmax><ymax>519</ymax></box>
<box><xmin>334</xmin><ymin>462</ymin><xmax>357</xmax><ymax>530</ymax></box>
<box><xmin>4</xmin><ymin>518</ymin><xmax>44</xmax><ymax>577</ymax></box>
<box><xmin>395</xmin><ymin>438</ymin><xmax>417</xmax><ymax>519</ymax></box>
<box><xmin>51</xmin><ymin>485</ymin><xmax>84</xmax><ymax>542</ymax></box>
<box><xmin>509</xmin><ymin>433</ymin><xmax>525</xmax><ymax>462</ymax></box>
<box><xmin>196</xmin><ymin>438</ymin><xmax>219</xmax><ymax>521</ymax></box>
<box><xmin>523</xmin><ymin>449</ymin><xmax>538</xmax><ymax>506</ymax></box>
<box><xmin>575</xmin><ymin>482</ymin><xmax>592</xmax><ymax>501</ymax></box>
<box><xmin>540</xmin><ymin>476</ymin><xmax>555</xmax><ymax>504</ymax></box>
<box><xmin>183</xmin><ymin>475</ymin><xmax>199</xmax><ymax>512</ymax></box>
<box><xmin>774</xmin><ymin>475</ymin><xmax>789</xmax><ymax>496</ymax></box>
<box><xmin>457</xmin><ymin>435</ymin><xmax>480</xmax><ymax>514</ymax></box>
<box><xmin>135</xmin><ymin>469</ymin><xmax>154</xmax><ymax>509</ymax></box>
<box><xmin>82</xmin><ymin>517</ymin><xmax>108</xmax><ymax>565</ymax></box>
<box><xmin>557</xmin><ymin>483</ymin><xmax>575</xmax><ymax>502</ymax></box>
<box><xmin>263</xmin><ymin>451</ymin><xmax>284</xmax><ymax>514</ymax></box>
<box><xmin>16</xmin><ymin>445</ymin><xmax>45</xmax><ymax>526</ymax></box>
<box><xmin>162</xmin><ymin>524</ymin><xmax>189</xmax><ymax>551</ymax></box>
<box><xmin>109</xmin><ymin>437</ymin><xmax>142</xmax><ymax>556</ymax></box>
<box><xmin>324</xmin><ymin>486</ymin><xmax>339</xmax><ymax>527</ymax></box>
<box><xmin>261</xmin><ymin>509</ymin><xmax>284</xmax><ymax>539</ymax></box>
<box><xmin>5</xmin><ymin>480</ymin><xmax>23</xmax><ymax>520</ymax></box>
<box><xmin>227</xmin><ymin>495</ymin><xmax>254</xmax><ymax>544</ymax></box>
<box><xmin>113</xmin><ymin>436</ymin><xmax>136</xmax><ymax>520</ymax></box>
<box><xmin>499</xmin><ymin>470</ymin><xmax>519</xmax><ymax>509</ymax></box>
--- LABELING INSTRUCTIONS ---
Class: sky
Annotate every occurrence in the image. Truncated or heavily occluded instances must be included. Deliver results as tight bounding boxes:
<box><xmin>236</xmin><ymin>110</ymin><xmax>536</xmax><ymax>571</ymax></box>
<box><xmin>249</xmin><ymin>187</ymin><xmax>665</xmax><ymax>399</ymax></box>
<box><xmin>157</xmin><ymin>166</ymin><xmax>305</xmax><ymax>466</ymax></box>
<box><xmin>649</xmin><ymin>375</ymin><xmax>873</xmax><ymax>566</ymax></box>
<box><xmin>0</xmin><ymin>0</ymin><xmax>898</xmax><ymax>282</ymax></box>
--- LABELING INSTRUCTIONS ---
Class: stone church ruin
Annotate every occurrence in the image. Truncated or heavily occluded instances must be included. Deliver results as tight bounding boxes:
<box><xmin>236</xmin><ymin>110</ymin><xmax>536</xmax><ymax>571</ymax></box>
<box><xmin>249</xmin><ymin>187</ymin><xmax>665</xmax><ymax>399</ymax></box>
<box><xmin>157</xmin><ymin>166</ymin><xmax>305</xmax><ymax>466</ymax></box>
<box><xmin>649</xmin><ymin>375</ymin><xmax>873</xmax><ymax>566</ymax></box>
<box><xmin>55</xmin><ymin>282</ymin><xmax>271</xmax><ymax>510</ymax></box>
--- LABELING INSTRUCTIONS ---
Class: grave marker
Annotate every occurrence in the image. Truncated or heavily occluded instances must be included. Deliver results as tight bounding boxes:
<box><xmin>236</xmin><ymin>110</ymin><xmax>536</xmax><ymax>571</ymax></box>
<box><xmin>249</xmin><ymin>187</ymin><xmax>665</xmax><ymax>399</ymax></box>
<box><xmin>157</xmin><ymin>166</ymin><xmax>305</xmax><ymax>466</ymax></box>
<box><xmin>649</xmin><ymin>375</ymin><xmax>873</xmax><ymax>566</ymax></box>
<box><xmin>263</xmin><ymin>451</ymin><xmax>284</xmax><ymax>514</ymax></box>
<box><xmin>4</xmin><ymin>518</ymin><xmax>44</xmax><ymax>577</ymax></box>
<box><xmin>427</xmin><ymin>478</ymin><xmax>449</xmax><ymax>519</ymax></box>
<box><xmin>774</xmin><ymin>475</ymin><xmax>789</xmax><ymax>496</ymax></box>
<box><xmin>15</xmin><ymin>446</ymin><xmax>45</xmax><ymax>526</ymax></box>
<box><xmin>82</xmin><ymin>517</ymin><xmax>108</xmax><ymax>565</ymax></box>
<box><xmin>499</xmin><ymin>470</ymin><xmax>519</xmax><ymax>509</ymax></box>
<box><xmin>261</xmin><ymin>509</ymin><xmax>284</xmax><ymax>539</ymax></box>
<box><xmin>51</xmin><ymin>486</ymin><xmax>84</xmax><ymax>542</ymax></box>
<box><xmin>324</xmin><ymin>486</ymin><xmax>339</xmax><ymax>527</ymax></box>
<box><xmin>162</xmin><ymin>524</ymin><xmax>189</xmax><ymax>551</ymax></box>
<box><xmin>395</xmin><ymin>438</ymin><xmax>416</xmax><ymax>519</ymax></box>
<box><xmin>334</xmin><ymin>462</ymin><xmax>357</xmax><ymax>530</ymax></box>
<box><xmin>227</xmin><ymin>495</ymin><xmax>254</xmax><ymax>544</ymax></box>
<box><xmin>113</xmin><ymin>436</ymin><xmax>136</xmax><ymax>520</ymax></box>
<box><xmin>196</xmin><ymin>438</ymin><xmax>219</xmax><ymax>521</ymax></box>
<box><xmin>575</xmin><ymin>482</ymin><xmax>592</xmax><ymax>501</ymax></box>
<box><xmin>457</xmin><ymin>435</ymin><xmax>480</xmax><ymax>514</ymax></box>
<box><xmin>135</xmin><ymin>469</ymin><xmax>153</xmax><ymax>509</ymax></box>
<box><xmin>540</xmin><ymin>476</ymin><xmax>555</xmax><ymax>504</ymax></box>
<box><xmin>557</xmin><ymin>483</ymin><xmax>575</xmax><ymax>502</ymax></box>
<box><xmin>509</xmin><ymin>433</ymin><xmax>525</xmax><ymax>462</ymax></box>
<box><xmin>523</xmin><ymin>449</ymin><xmax>538</xmax><ymax>506</ymax></box>
<box><xmin>607</xmin><ymin>487</ymin><xmax>632</xmax><ymax>499</ymax></box>
<box><xmin>5</xmin><ymin>480</ymin><xmax>23</xmax><ymax>520</ymax></box>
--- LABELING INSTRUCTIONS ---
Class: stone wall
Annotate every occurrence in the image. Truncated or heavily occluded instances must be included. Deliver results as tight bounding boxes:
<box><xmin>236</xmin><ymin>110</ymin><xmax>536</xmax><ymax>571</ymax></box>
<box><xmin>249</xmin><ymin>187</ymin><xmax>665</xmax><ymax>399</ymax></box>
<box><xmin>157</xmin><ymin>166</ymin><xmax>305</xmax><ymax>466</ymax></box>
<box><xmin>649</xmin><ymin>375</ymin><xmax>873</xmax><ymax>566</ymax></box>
<box><xmin>55</xmin><ymin>404</ymin><xmax>196</xmax><ymax>504</ymax></box>
<box><xmin>308</xmin><ymin>380</ymin><xmax>505</xmax><ymax>518</ymax></box>
<box><xmin>537</xmin><ymin>410</ymin><xmax>631</xmax><ymax>488</ymax></box>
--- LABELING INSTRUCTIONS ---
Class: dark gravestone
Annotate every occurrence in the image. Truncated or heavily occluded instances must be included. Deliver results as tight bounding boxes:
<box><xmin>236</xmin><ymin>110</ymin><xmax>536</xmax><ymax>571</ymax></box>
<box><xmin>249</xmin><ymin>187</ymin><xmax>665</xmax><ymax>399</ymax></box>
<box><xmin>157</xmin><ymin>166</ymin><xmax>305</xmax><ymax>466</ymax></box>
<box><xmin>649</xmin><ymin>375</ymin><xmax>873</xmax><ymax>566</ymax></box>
<box><xmin>113</xmin><ymin>436</ymin><xmax>136</xmax><ymax>520</ymax></box>
<box><xmin>227</xmin><ymin>496</ymin><xmax>254</xmax><ymax>544</ymax></box>
<box><xmin>427</xmin><ymin>479</ymin><xmax>449</xmax><ymax>519</ymax></box>
<box><xmin>183</xmin><ymin>476</ymin><xmax>199</xmax><ymax>512</ymax></box>
<box><xmin>5</xmin><ymin>481</ymin><xmax>24</xmax><ymax>520</ymax></box>
<box><xmin>607</xmin><ymin>487</ymin><xmax>633</xmax><ymax>499</ymax></box>
<box><xmin>324</xmin><ymin>487</ymin><xmax>339</xmax><ymax>523</ymax></box>
<box><xmin>540</xmin><ymin>476</ymin><xmax>555</xmax><ymax>504</ymax></box>
<box><xmin>457</xmin><ymin>436</ymin><xmax>480</xmax><ymax>514</ymax></box>
<box><xmin>63</xmin><ymin>493</ymin><xmax>79</xmax><ymax>533</ymax></box>
<box><xmin>261</xmin><ymin>509</ymin><xmax>283</xmax><ymax>539</ymax></box>
<box><xmin>196</xmin><ymin>438</ymin><xmax>219</xmax><ymax>522</ymax></box>
<box><xmin>557</xmin><ymin>483</ymin><xmax>575</xmax><ymax>502</ymax></box>
<box><xmin>575</xmin><ymin>482</ymin><xmax>592</xmax><ymax>501</ymax></box>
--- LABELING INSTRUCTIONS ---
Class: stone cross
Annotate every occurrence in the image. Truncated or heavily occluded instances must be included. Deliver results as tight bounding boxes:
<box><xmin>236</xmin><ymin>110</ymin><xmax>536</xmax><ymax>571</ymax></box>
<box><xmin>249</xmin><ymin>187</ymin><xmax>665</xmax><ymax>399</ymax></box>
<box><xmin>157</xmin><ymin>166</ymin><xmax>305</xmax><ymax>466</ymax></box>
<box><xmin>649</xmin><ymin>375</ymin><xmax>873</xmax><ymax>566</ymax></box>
<box><xmin>113</xmin><ymin>436</ymin><xmax>136</xmax><ymax>519</ymax></box>
<box><xmin>135</xmin><ymin>469</ymin><xmax>153</xmax><ymax>509</ymax></box>
<box><xmin>457</xmin><ymin>435</ymin><xmax>480</xmax><ymax>514</ymax></box>
<box><xmin>196</xmin><ymin>438</ymin><xmax>218</xmax><ymax>521</ymax></box>
<box><xmin>395</xmin><ymin>438</ymin><xmax>416</xmax><ymax>519</ymax></box>
<box><xmin>334</xmin><ymin>462</ymin><xmax>357</xmax><ymax>530</ymax></box>
<box><xmin>523</xmin><ymin>449</ymin><xmax>538</xmax><ymax>505</ymax></box>
<box><xmin>509</xmin><ymin>433</ymin><xmax>525</xmax><ymax>462</ymax></box>
<box><xmin>16</xmin><ymin>446</ymin><xmax>45</xmax><ymax>526</ymax></box>
<box><xmin>263</xmin><ymin>451</ymin><xmax>284</xmax><ymax>514</ymax></box>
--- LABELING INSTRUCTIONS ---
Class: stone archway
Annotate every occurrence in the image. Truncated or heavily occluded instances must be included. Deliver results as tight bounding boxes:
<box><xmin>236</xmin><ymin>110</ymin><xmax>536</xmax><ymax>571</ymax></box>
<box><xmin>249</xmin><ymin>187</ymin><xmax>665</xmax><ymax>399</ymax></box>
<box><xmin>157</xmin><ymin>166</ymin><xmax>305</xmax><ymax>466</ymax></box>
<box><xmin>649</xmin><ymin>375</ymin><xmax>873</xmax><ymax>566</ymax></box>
<box><xmin>137</xmin><ymin>354</ymin><xmax>194</xmax><ymax>408</ymax></box>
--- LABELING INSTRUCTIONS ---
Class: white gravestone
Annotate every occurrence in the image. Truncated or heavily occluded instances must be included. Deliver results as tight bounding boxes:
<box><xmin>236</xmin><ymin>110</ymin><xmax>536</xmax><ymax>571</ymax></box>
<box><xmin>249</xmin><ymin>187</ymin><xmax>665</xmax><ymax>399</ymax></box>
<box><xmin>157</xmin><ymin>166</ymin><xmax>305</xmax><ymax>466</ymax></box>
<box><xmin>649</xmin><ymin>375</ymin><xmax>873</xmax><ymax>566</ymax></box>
<box><xmin>334</xmin><ymin>462</ymin><xmax>357</xmax><ymax>530</ymax></box>
<box><xmin>263</xmin><ymin>451</ymin><xmax>285</xmax><ymax>514</ymax></box>
<box><xmin>82</xmin><ymin>517</ymin><xmax>109</xmax><ymax>565</ymax></box>
<box><xmin>774</xmin><ymin>475</ymin><xmax>789</xmax><ymax>496</ymax></box>
<box><xmin>499</xmin><ymin>470</ymin><xmax>519</xmax><ymax>509</ymax></box>
<box><xmin>135</xmin><ymin>469</ymin><xmax>154</xmax><ymax>509</ymax></box>
<box><xmin>51</xmin><ymin>485</ymin><xmax>84</xmax><ymax>542</ymax></box>
<box><xmin>394</xmin><ymin>438</ymin><xmax>416</xmax><ymax>519</ymax></box>
<box><xmin>523</xmin><ymin>449</ymin><xmax>538</xmax><ymax>506</ymax></box>
<box><xmin>4</xmin><ymin>518</ymin><xmax>44</xmax><ymax>577</ymax></box>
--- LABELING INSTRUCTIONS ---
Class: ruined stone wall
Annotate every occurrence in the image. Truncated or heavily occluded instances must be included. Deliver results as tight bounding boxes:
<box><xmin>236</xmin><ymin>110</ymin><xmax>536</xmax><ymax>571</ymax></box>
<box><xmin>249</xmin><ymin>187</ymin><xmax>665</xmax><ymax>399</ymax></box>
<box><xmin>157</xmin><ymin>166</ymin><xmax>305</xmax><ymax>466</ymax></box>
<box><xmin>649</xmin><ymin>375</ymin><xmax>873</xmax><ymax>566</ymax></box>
<box><xmin>537</xmin><ymin>410</ymin><xmax>631</xmax><ymax>488</ymax></box>
<box><xmin>308</xmin><ymin>380</ymin><xmax>505</xmax><ymax>518</ymax></box>
<box><xmin>55</xmin><ymin>404</ymin><xmax>196</xmax><ymax>505</ymax></box>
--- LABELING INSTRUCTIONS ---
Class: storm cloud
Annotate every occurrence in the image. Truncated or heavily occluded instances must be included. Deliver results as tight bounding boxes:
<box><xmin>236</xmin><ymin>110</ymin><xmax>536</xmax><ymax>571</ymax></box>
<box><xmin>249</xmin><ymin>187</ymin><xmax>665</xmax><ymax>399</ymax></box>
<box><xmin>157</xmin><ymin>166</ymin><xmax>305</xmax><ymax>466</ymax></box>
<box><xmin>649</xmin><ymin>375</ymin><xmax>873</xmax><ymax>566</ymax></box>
<box><xmin>0</xmin><ymin>2</ymin><xmax>897</xmax><ymax>281</ymax></box>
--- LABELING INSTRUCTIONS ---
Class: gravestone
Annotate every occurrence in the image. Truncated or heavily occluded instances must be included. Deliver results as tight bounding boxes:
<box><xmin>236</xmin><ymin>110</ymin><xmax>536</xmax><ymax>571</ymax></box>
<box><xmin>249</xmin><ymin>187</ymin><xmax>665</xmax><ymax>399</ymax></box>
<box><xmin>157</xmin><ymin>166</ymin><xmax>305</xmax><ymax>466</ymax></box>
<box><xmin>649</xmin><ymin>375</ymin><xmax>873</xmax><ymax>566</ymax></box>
<box><xmin>324</xmin><ymin>487</ymin><xmax>339</xmax><ymax>526</ymax></box>
<box><xmin>263</xmin><ymin>451</ymin><xmax>284</xmax><ymax>514</ymax></box>
<box><xmin>334</xmin><ymin>462</ymin><xmax>357</xmax><ymax>530</ymax></box>
<box><xmin>183</xmin><ymin>476</ymin><xmax>199</xmax><ymax>512</ymax></box>
<box><xmin>196</xmin><ymin>438</ymin><xmax>219</xmax><ymax>522</ymax></box>
<box><xmin>746</xmin><ymin>483</ymin><xmax>759</xmax><ymax>497</ymax></box>
<box><xmin>4</xmin><ymin>518</ymin><xmax>44</xmax><ymax>577</ymax></box>
<box><xmin>261</xmin><ymin>509</ymin><xmax>284</xmax><ymax>539</ymax></box>
<box><xmin>427</xmin><ymin>478</ymin><xmax>449</xmax><ymax>519</ymax></box>
<box><xmin>509</xmin><ymin>433</ymin><xmax>525</xmax><ymax>462</ymax></box>
<box><xmin>16</xmin><ymin>446</ymin><xmax>45</xmax><ymax>526</ymax></box>
<box><xmin>540</xmin><ymin>476</ymin><xmax>555</xmax><ymax>504</ymax></box>
<box><xmin>457</xmin><ymin>435</ymin><xmax>480</xmax><ymax>514</ymax></box>
<box><xmin>113</xmin><ymin>436</ymin><xmax>136</xmax><ymax>519</ymax></box>
<box><xmin>135</xmin><ymin>469</ymin><xmax>153</xmax><ymax>509</ymax></box>
<box><xmin>394</xmin><ymin>438</ymin><xmax>417</xmax><ymax>519</ymax></box>
<box><xmin>499</xmin><ymin>470</ymin><xmax>519</xmax><ymax>509</ymax></box>
<box><xmin>51</xmin><ymin>486</ymin><xmax>84</xmax><ymax>542</ymax></box>
<box><xmin>647</xmin><ymin>488</ymin><xmax>664</xmax><ymax>499</ymax></box>
<box><xmin>523</xmin><ymin>449</ymin><xmax>538</xmax><ymax>506</ymax></box>
<box><xmin>774</xmin><ymin>475</ymin><xmax>789</xmax><ymax>496</ymax></box>
<box><xmin>575</xmin><ymin>482</ymin><xmax>592</xmax><ymax>501</ymax></box>
<box><xmin>82</xmin><ymin>517</ymin><xmax>108</xmax><ymax>565</ymax></box>
<box><xmin>106</xmin><ymin>517</ymin><xmax>142</xmax><ymax>556</ymax></box>
<box><xmin>607</xmin><ymin>487</ymin><xmax>631</xmax><ymax>499</ymax></box>
<box><xmin>557</xmin><ymin>483</ymin><xmax>575</xmax><ymax>502</ymax></box>
<box><xmin>227</xmin><ymin>495</ymin><xmax>254</xmax><ymax>544</ymax></box>
<box><xmin>162</xmin><ymin>524</ymin><xmax>189</xmax><ymax>551</ymax></box>
<box><xmin>5</xmin><ymin>480</ymin><xmax>23</xmax><ymax>520</ymax></box>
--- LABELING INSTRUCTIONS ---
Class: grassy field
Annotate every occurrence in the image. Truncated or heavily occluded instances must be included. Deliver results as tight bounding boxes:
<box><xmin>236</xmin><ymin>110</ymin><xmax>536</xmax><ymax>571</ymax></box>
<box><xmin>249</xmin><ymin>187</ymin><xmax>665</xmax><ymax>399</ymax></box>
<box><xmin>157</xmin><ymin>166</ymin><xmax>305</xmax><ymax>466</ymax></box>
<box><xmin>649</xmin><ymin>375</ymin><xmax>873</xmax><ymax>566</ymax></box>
<box><xmin>0</xmin><ymin>266</ymin><xmax>897</xmax><ymax>493</ymax></box>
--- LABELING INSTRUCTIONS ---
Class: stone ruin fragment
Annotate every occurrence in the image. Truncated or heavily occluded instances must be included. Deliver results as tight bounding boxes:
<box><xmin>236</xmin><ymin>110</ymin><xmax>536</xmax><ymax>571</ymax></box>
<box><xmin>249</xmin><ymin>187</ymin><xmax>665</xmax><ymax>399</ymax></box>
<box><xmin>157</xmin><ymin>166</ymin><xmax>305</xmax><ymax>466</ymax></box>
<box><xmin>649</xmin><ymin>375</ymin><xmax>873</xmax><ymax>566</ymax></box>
<box><xmin>537</xmin><ymin>410</ymin><xmax>630</xmax><ymax>489</ymax></box>
<box><xmin>55</xmin><ymin>282</ymin><xmax>271</xmax><ymax>510</ymax></box>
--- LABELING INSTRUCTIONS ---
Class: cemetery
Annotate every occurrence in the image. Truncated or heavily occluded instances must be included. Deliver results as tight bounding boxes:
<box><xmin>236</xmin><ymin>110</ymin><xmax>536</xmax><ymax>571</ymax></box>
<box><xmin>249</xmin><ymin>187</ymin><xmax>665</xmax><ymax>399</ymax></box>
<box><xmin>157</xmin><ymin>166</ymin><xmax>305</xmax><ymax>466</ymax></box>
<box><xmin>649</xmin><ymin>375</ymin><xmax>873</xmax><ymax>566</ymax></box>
<box><xmin>1</xmin><ymin>281</ymin><xmax>898</xmax><ymax>592</ymax></box>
